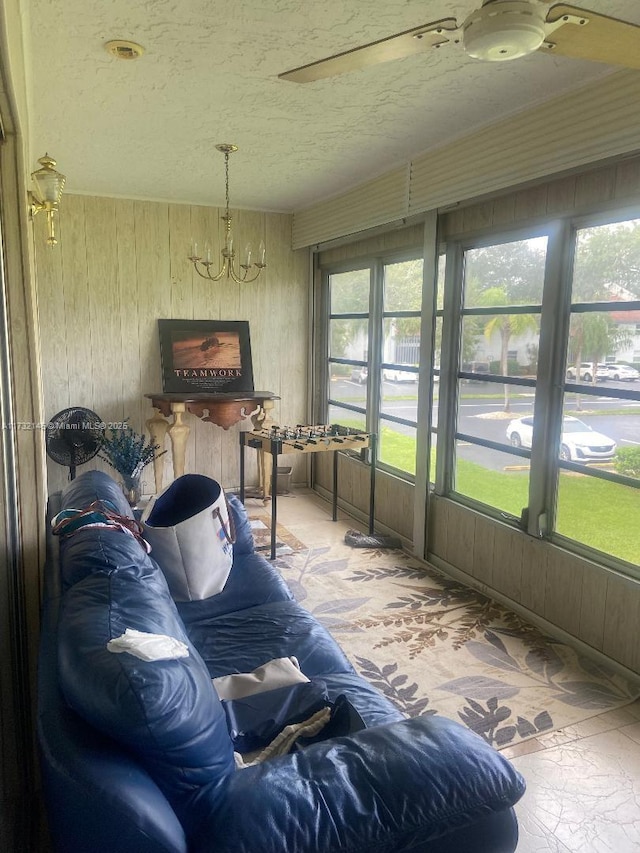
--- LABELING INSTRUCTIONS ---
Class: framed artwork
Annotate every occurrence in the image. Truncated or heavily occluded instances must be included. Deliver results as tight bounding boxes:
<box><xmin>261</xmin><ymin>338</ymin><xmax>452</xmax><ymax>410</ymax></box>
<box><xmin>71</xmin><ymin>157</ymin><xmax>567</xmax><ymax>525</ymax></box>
<box><xmin>158</xmin><ymin>319</ymin><xmax>254</xmax><ymax>394</ymax></box>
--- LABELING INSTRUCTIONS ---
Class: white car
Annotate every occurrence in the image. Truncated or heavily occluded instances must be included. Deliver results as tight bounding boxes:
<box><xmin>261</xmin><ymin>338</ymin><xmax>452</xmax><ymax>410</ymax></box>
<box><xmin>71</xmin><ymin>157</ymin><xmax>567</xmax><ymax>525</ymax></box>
<box><xmin>600</xmin><ymin>363</ymin><xmax>640</xmax><ymax>381</ymax></box>
<box><xmin>349</xmin><ymin>366</ymin><xmax>367</xmax><ymax>384</ymax></box>
<box><xmin>383</xmin><ymin>367</ymin><xmax>418</xmax><ymax>382</ymax></box>
<box><xmin>506</xmin><ymin>415</ymin><xmax>616</xmax><ymax>462</ymax></box>
<box><xmin>566</xmin><ymin>362</ymin><xmax>599</xmax><ymax>381</ymax></box>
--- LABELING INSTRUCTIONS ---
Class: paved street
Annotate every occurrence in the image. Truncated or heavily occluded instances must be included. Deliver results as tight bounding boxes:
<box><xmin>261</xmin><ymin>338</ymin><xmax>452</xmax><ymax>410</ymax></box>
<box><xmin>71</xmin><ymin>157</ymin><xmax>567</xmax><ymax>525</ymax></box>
<box><xmin>332</xmin><ymin>377</ymin><xmax>640</xmax><ymax>471</ymax></box>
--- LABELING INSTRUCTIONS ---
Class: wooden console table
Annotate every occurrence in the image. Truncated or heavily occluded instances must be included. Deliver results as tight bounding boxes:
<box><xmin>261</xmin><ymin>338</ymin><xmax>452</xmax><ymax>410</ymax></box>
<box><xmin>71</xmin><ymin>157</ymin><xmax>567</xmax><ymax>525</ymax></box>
<box><xmin>239</xmin><ymin>425</ymin><xmax>376</xmax><ymax>560</ymax></box>
<box><xmin>145</xmin><ymin>391</ymin><xmax>279</xmax><ymax>493</ymax></box>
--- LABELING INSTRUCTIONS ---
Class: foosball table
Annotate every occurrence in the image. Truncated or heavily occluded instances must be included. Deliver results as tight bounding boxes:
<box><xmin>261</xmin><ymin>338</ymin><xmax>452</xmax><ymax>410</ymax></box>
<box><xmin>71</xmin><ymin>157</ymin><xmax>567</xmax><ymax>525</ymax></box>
<box><xmin>239</xmin><ymin>424</ymin><xmax>377</xmax><ymax>559</ymax></box>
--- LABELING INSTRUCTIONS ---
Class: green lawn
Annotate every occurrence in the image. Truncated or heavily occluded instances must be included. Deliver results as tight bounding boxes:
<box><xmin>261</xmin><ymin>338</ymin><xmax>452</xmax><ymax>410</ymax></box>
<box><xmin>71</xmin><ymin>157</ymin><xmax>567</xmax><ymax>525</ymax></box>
<box><xmin>378</xmin><ymin>427</ymin><xmax>418</xmax><ymax>474</ymax></box>
<box><xmin>454</xmin><ymin>459</ymin><xmax>530</xmax><ymax>518</ymax></box>
<box><xmin>373</xmin><ymin>424</ymin><xmax>640</xmax><ymax>565</ymax></box>
<box><xmin>555</xmin><ymin>473</ymin><xmax>640</xmax><ymax>562</ymax></box>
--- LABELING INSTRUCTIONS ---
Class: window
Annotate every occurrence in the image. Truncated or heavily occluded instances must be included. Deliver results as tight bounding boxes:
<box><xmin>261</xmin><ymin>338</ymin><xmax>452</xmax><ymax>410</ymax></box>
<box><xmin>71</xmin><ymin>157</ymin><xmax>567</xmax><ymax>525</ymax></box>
<box><xmin>444</xmin><ymin>235</ymin><xmax>547</xmax><ymax>519</ymax></box>
<box><xmin>429</xmin><ymin>256</ymin><xmax>446</xmax><ymax>485</ymax></box>
<box><xmin>438</xmin><ymin>215</ymin><xmax>640</xmax><ymax>573</ymax></box>
<box><xmin>324</xmin><ymin>253</ymin><xmax>424</xmax><ymax>477</ymax></box>
<box><xmin>556</xmin><ymin>217</ymin><xmax>640</xmax><ymax>565</ymax></box>
<box><xmin>321</xmin><ymin>209</ymin><xmax>640</xmax><ymax>575</ymax></box>
<box><xmin>326</xmin><ymin>268</ymin><xmax>370</xmax><ymax>432</ymax></box>
<box><xmin>378</xmin><ymin>259</ymin><xmax>422</xmax><ymax>474</ymax></box>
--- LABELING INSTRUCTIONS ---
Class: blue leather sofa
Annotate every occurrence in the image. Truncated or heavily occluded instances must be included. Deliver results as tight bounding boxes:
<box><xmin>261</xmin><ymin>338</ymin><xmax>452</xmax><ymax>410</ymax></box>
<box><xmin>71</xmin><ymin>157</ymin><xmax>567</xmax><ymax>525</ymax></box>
<box><xmin>37</xmin><ymin>470</ymin><xmax>525</xmax><ymax>852</ymax></box>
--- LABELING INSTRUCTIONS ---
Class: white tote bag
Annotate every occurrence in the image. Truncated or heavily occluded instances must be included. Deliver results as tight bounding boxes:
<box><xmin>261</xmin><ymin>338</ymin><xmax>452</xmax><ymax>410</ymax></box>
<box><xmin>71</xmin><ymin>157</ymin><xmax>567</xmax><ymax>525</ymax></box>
<box><xmin>141</xmin><ymin>474</ymin><xmax>236</xmax><ymax>601</ymax></box>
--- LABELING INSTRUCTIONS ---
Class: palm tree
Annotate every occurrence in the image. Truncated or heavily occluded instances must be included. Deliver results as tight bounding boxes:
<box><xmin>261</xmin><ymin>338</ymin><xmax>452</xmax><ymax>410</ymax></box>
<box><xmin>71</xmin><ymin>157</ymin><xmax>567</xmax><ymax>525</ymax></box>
<box><xmin>567</xmin><ymin>312</ymin><xmax>633</xmax><ymax>410</ymax></box>
<box><xmin>481</xmin><ymin>286</ymin><xmax>538</xmax><ymax>412</ymax></box>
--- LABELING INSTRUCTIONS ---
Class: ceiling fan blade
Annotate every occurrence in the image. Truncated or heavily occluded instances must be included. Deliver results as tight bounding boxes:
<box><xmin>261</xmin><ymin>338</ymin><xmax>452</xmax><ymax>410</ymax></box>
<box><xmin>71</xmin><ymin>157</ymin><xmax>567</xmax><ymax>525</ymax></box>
<box><xmin>544</xmin><ymin>4</ymin><xmax>640</xmax><ymax>69</ymax></box>
<box><xmin>279</xmin><ymin>18</ymin><xmax>460</xmax><ymax>83</ymax></box>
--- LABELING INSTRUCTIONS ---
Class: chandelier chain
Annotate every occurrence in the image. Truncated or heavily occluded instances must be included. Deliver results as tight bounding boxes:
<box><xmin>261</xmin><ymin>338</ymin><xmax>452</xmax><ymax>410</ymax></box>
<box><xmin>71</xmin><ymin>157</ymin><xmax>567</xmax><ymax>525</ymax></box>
<box><xmin>188</xmin><ymin>144</ymin><xmax>266</xmax><ymax>284</ymax></box>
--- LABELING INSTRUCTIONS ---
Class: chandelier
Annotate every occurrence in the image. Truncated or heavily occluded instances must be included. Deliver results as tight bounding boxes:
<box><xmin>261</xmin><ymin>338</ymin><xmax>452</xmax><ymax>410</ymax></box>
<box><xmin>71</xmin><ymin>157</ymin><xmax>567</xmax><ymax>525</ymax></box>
<box><xmin>188</xmin><ymin>144</ymin><xmax>266</xmax><ymax>284</ymax></box>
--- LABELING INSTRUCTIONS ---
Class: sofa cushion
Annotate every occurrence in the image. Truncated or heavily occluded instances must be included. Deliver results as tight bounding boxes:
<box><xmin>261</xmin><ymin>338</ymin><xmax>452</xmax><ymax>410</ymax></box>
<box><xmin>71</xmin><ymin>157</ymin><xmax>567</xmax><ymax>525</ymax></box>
<box><xmin>58</xmin><ymin>525</ymin><xmax>154</xmax><ymax>592</ymax></box>
<box><xmin>61</xmin><ymin>469</ymin><xmax>134</xmax><ymax>518</ymax></box>
<box><xmin>195</xmin><ymin>715</ymin><xmax>525</xmax><ymax>853</ymax></box>
<box><xmin>184</xmin><ymin>599</ymin><xmax>355</xmax><ymax>680</ymax></box>
<box><xmin>57</xmin><ymin>553</ymin><xmax>235</xmax><ymax>828</ymax></box>
<box><xmin>56</xmin><ymin>470</ymin><xmax>145</xmax><ymax>591</ymax></box>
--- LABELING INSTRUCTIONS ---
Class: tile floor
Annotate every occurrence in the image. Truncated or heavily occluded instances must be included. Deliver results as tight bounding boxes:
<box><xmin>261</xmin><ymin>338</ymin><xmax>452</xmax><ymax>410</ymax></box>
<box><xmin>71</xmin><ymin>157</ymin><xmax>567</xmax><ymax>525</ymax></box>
<box><xmin>270</xmin><ymin>489</ymin><xmax>640</xmax><ymax>853</ymax></box>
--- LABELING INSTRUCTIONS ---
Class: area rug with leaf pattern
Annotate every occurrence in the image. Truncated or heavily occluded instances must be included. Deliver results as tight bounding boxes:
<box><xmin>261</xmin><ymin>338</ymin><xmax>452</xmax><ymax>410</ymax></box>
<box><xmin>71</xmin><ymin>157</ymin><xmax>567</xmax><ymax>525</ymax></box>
<box><xmin>249</xmin><ymin>516</ymin><xmax>640</xmax><ymax>751</ymax></box>
<box><xmin>249</xmin><ymin>517</ymin><xmax>307</xmax><ymax>558</ymax></box>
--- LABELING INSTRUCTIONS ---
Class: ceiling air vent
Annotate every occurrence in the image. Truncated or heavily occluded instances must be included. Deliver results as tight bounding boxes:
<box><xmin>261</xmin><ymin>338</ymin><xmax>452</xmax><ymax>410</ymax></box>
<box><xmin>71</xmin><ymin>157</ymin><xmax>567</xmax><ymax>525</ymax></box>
<box><xmin>105</xmin><ymin>40</ymin><xmax>145</xmax><ymax>60</ymax></box>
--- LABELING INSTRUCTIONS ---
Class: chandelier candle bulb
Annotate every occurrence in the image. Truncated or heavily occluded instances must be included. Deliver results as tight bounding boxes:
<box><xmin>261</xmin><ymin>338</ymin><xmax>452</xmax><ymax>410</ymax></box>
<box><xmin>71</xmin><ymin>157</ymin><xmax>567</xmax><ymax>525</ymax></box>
<box><xmin>243</xmin><ymin>244</ymin><xmax>252</xmax><ymax>267</ymax></box>
<box><xmin>258</xmin><ymin>240</ymin><xmax>266</xmax><ymax>266</ymax></box>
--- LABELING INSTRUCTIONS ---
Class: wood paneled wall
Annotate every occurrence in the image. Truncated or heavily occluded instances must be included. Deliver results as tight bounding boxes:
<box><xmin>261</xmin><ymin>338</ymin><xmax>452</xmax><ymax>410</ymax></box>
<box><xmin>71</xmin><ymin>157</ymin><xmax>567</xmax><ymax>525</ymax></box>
<box><xmin>314</xmin><ymin>452</ymin><xmax>416</xmax><ymax>544</ymax></box>
<box><xmin>429</xmin><ymin>497</ymin><xmax>640</xmax><ymax>675</ymax></box>
<box><xmin>34</xmin><ymin>195</ymin><xmax>310</xmax><ymax>495</ymax></box>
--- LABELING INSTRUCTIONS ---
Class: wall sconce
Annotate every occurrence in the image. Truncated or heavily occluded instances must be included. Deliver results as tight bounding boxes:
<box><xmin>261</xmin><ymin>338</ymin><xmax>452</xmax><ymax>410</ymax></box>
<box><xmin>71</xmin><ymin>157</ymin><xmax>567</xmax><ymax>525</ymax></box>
<box><xmin>28</xmin><ymin>154</ymin><xmax>66</xmax><ymax>247</ymax></box>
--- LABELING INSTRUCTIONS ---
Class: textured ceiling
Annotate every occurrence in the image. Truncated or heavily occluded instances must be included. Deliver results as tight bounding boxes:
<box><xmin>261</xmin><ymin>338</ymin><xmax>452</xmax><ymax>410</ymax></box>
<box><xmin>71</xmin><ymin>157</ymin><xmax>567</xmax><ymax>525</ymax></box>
<box><xmin>23</xmin><ymin>0</ymin><xmax>640</xmax><ymax>212</ymax></box>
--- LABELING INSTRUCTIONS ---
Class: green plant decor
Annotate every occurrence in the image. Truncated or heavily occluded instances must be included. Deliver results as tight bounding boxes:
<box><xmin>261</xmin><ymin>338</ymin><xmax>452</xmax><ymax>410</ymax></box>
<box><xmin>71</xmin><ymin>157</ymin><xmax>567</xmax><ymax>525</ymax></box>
<box><xmin>98</xmin><ymin>422</ymin><xmax>165</xmax><ymax>496</ymax></box>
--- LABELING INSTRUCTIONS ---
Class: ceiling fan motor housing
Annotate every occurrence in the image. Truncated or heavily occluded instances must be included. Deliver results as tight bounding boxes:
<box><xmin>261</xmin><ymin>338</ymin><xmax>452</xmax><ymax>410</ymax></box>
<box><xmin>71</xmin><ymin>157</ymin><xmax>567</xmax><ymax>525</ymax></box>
<box><xmin>463</xmin><ymin>0</ymin><xmax>546</xmax><ymax>61</ymax></box>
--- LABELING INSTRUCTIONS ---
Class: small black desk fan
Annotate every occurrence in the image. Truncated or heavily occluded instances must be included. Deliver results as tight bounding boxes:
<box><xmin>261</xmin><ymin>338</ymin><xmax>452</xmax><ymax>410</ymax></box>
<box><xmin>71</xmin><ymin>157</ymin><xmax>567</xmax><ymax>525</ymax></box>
<box><xmin>45</xmin><ymin>407</ymin><xmax>103</xmax><ymax>480</ymax></box>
